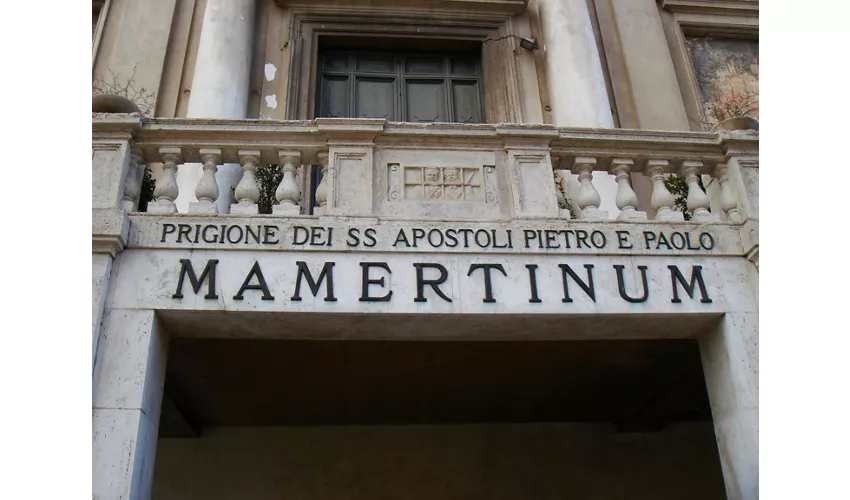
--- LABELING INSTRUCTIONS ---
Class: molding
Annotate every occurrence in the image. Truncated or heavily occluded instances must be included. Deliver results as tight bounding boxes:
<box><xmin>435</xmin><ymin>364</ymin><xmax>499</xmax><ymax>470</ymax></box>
<box><xmin>659</xmin><ymin>0</ymin><xmax>758</xmax><ymax>17</ymax></box>
<box><xmin>276</xmin><ymin>0</ymin><xmax>528</xmax><ymax>16</ymax></box>
<box><xmin>92</xmin><ymin>234</ymin><xmax>126</xmax><ymax>258</ymax></box>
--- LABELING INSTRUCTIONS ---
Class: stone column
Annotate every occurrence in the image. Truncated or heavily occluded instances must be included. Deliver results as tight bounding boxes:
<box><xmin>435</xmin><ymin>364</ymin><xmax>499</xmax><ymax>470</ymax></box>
<box><xmin>538</xmin><ymin>0</ymin><xmax>618</xmax><ymax>217</ymax></box>
<box><xmin>700</xmin><ymin>313</ymin><xmax>759</xmax><ymax>500</ymax></box>
<box><xmin>175</xmin><ymin>0</ymin><xmax>256</xmax><ymax>214</ymax></box>
<box><xmin>93</xmin><ymin>309</ymin><xmax>168</xmax><ymax>500</ymax></box>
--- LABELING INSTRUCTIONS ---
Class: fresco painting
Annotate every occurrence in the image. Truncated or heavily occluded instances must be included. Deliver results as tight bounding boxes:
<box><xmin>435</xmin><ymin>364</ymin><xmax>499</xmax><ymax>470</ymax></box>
<box><xmin>685</xmin><ymin>37</ymin><xmax>759</xmax><ymax>130</ymax></box>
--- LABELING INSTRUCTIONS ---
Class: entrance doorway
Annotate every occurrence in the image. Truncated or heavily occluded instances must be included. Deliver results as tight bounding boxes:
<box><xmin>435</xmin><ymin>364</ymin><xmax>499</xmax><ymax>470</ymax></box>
<box><xmin>151</xmin><ymin>312</ymin><xmax>727</xmax><ymax>499</ymax></box>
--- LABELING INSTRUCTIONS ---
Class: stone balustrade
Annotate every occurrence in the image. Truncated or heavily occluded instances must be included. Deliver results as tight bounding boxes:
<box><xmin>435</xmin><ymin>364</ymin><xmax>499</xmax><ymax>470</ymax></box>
<box><xmin>93</xmin><ymin>114</ymin><xmax>758</xmax><ymax>224</ymax></box>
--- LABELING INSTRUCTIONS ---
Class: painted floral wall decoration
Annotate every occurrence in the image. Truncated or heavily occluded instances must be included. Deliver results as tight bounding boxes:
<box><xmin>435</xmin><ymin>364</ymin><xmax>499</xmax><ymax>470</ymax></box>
<box><xmin>685</xmin><ymin>37</ymin><xmax>759</xmax><ymax>130</ymax></box>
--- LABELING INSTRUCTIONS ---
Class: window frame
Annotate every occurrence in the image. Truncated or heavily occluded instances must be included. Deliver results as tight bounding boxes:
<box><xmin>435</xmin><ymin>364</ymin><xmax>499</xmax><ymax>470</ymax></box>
<box><xmin>315</xmin><ymin>50</ymin><xmax>485</xmax><ymax>123</ymax></box>
<box><xmin>657</xmin><ymin>0</ymin><xmax>759</xmax><ymax>131</ymax></box>
<box><xmin>278</xmin><ymin>9</ymin><xmax>530</xmax><ymax>123</ymax></box>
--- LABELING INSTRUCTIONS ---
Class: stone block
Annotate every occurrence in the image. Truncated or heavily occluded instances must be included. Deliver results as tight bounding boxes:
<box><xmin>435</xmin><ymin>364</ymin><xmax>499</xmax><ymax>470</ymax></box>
<box><xmin>147</xmin><ymin>200</ymin><xmax>178</xmax><ymax>214</ymax></box>
<box><xmin>616</xmin><ymin>210</ymin><xmax>648</xmax><ymax>221</ymax></box>
<box><xmin>188</xmin><ymin>200</ymin><xmax>218</xmax><ymax>215</ymax></box>
<box><xmin>580</xmin><ymin>208</ymin><xmax>609</xmax><ymax>221</ymax></box>
<box><xmin>272</xmin><ymin>204</ymin><xmax>301</xmax><ymax>216</ymax></box>
<box><xmin>93</xmin><ymin>408</ymin><xmax>159</xmax><ymax>500</ymax></box>
<box><xmin>230</xmin><ymin>203</ymin><xmax>259</xmax><ymax>216</ymax></box>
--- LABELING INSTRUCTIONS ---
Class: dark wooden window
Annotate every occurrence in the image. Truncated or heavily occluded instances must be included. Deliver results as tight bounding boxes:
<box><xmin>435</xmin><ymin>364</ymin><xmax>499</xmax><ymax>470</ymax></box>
<box><xmin>316</xmin><ymin>50</ymin><xmax>483</xmax><ymax>123</ymax></box>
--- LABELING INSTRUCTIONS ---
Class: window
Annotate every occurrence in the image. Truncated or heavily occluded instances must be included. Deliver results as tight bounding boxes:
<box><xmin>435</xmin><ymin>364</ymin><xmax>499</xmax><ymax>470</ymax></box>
<box><xmin>316</xmin><ymin>50</ymin><xmax>483</xmax><ymax>123</ymax></box>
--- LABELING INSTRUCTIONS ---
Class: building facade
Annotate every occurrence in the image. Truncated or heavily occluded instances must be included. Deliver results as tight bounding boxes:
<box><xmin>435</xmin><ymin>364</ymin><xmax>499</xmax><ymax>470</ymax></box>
<box><xmin>92</xmin><ymin>0</ymin><xmax>759</xmax><ymax>499</ymax></box>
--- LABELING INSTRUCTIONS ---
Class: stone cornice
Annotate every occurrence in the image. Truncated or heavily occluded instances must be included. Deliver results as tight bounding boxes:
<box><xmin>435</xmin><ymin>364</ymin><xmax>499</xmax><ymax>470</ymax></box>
<box><xmin>96</xmin><ymin>116</ymin><xmax>757</xmax><ymax>169</ymax></box>
<box><xmin>719</xmin><ymin>130</ymin><xmax>759</xmax><ymax>159</ymax></box>
<box><xmin>92</xmin><ymin>113</ymin><xmax>143</xmax><ymax>141</ymax></box>
<box><xmin>277</xmin><ymin>0</ymin><xmax>528</xmax><ymax>16</ymax></box>
<box><xmin>658</xmin><ymin>0</ymin><xmax>758</xmax><ymax>17</ymax></box>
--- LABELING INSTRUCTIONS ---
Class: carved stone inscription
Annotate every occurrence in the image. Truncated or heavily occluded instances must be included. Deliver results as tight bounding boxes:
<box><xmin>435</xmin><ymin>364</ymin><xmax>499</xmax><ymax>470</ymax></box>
<box><xmin>389</xmin><ymin>164</ymin><xmax>496</xmax><ymax>203</ymax></box>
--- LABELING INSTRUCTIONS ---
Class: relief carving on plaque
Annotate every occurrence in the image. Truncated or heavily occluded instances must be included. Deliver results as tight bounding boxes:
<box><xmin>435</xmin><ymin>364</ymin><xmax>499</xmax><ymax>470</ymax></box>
<box><xmin>388</xmin><ymin>164</ymin><xmax>497</xmax><ymax>203</ymax></box>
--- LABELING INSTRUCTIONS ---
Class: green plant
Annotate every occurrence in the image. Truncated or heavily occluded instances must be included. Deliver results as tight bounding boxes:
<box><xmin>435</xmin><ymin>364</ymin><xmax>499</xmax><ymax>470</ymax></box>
<box><xmin>138</xmin><ymin>167</ymin><xmax>156</xmax><ymax>212</ymax></box>
<box><xmin>255</xmin><ymin>164</ymin><xmax>283</xmax><ymax>214</ymax></box>
<box><xmin>664</xmin><ymin>174</ymin><xmax>707</xmax><ymax>221</ymax></box>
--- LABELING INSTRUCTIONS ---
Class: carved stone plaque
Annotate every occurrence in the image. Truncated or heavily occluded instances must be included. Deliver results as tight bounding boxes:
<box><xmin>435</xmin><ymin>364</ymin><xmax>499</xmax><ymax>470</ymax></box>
<box><xmin>388</xmin><ymin>164</ymin><xmax>497</xmax><ymax>203</ymax></box>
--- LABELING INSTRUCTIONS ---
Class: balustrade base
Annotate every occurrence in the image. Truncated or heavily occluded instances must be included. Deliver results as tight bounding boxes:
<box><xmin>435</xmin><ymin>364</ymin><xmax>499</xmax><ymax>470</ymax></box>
<box><xmin>580</xmin><ymin>208</ymin><xmax>609</xmax><ymax>221</ymax></box>
<box><xmin>654</xmin><ymin>209</ymin><xmax>685</xmax><ymax>222</ymax></box>
<box><xmin>617</xmin><ymin>210</ymin><xmax>648</xmax><ymax>221</ymax></box>
<box><xmin>147</xmin><ymin>200</ymin><xmax>177</xmax><ymax>215</ymax></box>
<box><xmin>189</xmin><ymin>201</ymin><xmax>218</xmax><ymax>215</ymax></box>
<box><xmin>691</xmin><ymin>211</ymin><xmax>721</xmax><ymax>223</ymax></box>
<box><xmin>272</xmin><ymin>204</ymin><xmax>301</xmax><ymax>216</ymax></box>
<box><xmin>230</xmin><ymin>203</ymin><xmax>259</xmax><ymax>216</ymax></box>
<box><xmin>558</xmin><ymin>208</ymin><xmax>572</xmax><ymax>219</ymax></box>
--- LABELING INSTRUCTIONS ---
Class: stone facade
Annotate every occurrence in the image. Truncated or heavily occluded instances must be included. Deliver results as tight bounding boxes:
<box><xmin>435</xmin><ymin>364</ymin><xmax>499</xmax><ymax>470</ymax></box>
<box><xmin>93</xmin><ymin>1</ymin><xmax>758</xmax><ymax>499</ymax></box>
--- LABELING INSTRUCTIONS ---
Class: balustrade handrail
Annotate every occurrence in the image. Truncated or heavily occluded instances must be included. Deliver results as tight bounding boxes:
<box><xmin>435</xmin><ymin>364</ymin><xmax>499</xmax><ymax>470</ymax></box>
<box><xmin>93</xmin><ymin>113</ymin><xmax>757</xmax><ymax>221</ymax></box>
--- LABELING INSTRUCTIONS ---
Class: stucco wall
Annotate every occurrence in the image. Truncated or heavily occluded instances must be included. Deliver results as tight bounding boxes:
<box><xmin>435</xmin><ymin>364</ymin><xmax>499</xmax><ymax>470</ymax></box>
<box><xmin>152</xmin><ymin>422</ymin><xmax>726</xmax><ymax>500</ymax></box>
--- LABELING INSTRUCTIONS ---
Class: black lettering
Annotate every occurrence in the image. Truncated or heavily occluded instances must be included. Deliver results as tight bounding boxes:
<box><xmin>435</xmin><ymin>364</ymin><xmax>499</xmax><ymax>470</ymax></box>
<box><xmin>310</xmin><ymin>226</ymin><xmax>325</xmax><ymax>246</ymax></box>
<box><xmin>347</xmin><ymin>228</ymin><xmax>361</xmax><ymax>247</ymax></box>
<box><xmin>327</xmin><ymin>227</ymin><xmax>333</xmax><ymax>247</ymax></box>
<box><xmin>172</xmin><ymin>259</ymin><xmax>218</xmax><ymax>299</ymax></box>
<box><xmin>614</xmin><ymin>265</ymin><xmax>649</xmax><ymax>303</ymax></box>
<box><xmin>393</xmin><ymin>229</ymin><xmax>411</xmax><ymax>248</ymax></box>
<box><xmin>291</xmin><ymin>261</ymin><xmax>337</xmax><ymax>302</ymax></box>
<box><xmin>491</xmin><ymin>229</ymin><xmax>508</xmax><ymax>249</ymax></box>
<box><xmin>161</xmin><ymin>223</ymin><xmax>176</xmax><ymax>243</ymax></box>
<box><xmin>643</xmin><ymin>231</ymin><xmax>656</xmax><ymax>250</ymax></box>
<box><xmin>684</xmin><ymin>232</ymin><xmax>701</xmax><ymax>250</ymax></box>
<box><xmin>523</xmin><ymin>230</ymin><xmax>537</xmax><ymax>249</ymax></box>
<box><xmin>670</xmin><ymin>232</ymin><xmax>686</xmax><ymax>250</ymax></box>
<box><xmin>617</xmin><ymin>231</ymin><xmax>633</xmax><ymax>249</ymax></box>
<box><xmin>445</xmin><ymin>229</ymin><xmax>459</xmax><ymax>248</ymax></box>
<box><xmin>467</xmin><ymin>264</ymin><xmax>508</xmax><ymax>303</ymax></box>
<box><xmin>669</xmin><ymin>265</ymin><xmax>713</xmax><ymax>303</ymax></box>
<box><xmin>575</xmin><ymin>230</ymin><xmax>589</xmax><ymax>249</ymax></box>
<box><xmin>263</xmin><ymin>225</ymin><xmax>279</xmax><ymax>245</ymax></box>
<box><xmin>590</xmin><ymin>230</ymin><xmax>606</xmax><ymax>249</ymax></box>
<box><xmin>559</xmin><ymin>264</ymin><xmax>596</xmax><ymax>303</ymax></box>
<box><xmin>292</xmin><ymin>226</ymin><xmax>309</xmax><ymax>245</ymax></box>
<box><xmin>202</xmin><ymin>225</ymin><xmax>218</xmax><ymax>243</ymax></box>
<box><xmin>360</xmin><ymin>262</ymin><xmax>393</xmax><ymax>302</ymax></box>
<box><xmin>245</xmin><ymin>225</ymin><xmax>261</xmax><ymax>244</ymax></box>
<box><xmin>428</xmin><ymin>229</ymin><xmax>444</xmax><ymax>248</ymax></box>
<box><xmin>413</xmin><ymin>263</ymin><xmax>452</xmax><ymax>303</ymax></box>
<box><xmin>458</xmin><ymin>229</ymin><xmax>474</xmax><ymax>248</ymax></box>
<box><xmin>656</xmin><ymin>232</ymin><xmax>671</xmax><ymax>250</ymax></box>
<box><xmin>559</xmin><ymin>230</ymin><xmax>573</xmax><ymax>249</ymax></box>
<box><xmin>226</xmin><ymin>225</ymin><xmax>244</xmax><ymax>244</ymax></box>
<box><xmin>536</xmin><ymin>230</ymin><xmax>544</xmax><ymax>249</ymax></box>
<box><xmin>506</xmin><ymin>229</ymin><xmax>514</xmax><ymax>249</ymax></box>
<box><xmin>193</xmin><ymin>224</ymin><xmax>201</xmax><ymax>243</ymax></box>
<box><xmin>526</xmin><ymin>264</ymin><xmax>542</xmax><ymax>303</ymax></box>
<box><xmin>176</xmin><ymin>224</ymin><xmax>192</xmax><ymax>243</ymax></box>
<box><xmin>474</xmin><ymin>229</ymin><xmax>491</xmax><ymax>248</ymax></box>
<box><xmin>545</xmin><ymin>230</ymin><xmax>560</xmax><ymax>249</ymax></box>
<box><xmin>364</xmin><ymin>228</ymin><xmax>377</xmax><ymax>247</ymax></box>
<box><xmin>233</xmin><ymin>261</ymin><xmax>274</xmax><ymax>300</ymax></box>
<box><xmin>699</xmin><ymin>232</ymin><xmax>715</xmax><ymax>250</ymax></box>
<box><xmin>219</xmin><ymin>225</ymin><xmax>226</xmax><ymax>243</ymax></box>
<box><xmin>412</xmin><ymin>228</ymin><xmax>426</xmax><ymax>248</ymax></box>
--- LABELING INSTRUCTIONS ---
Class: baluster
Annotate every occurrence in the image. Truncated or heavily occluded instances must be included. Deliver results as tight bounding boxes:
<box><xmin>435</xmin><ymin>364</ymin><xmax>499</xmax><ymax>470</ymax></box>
<box><xmin>714</xmin><ymin>163</ymin><xmax>742</xmax><ymax>222</ymax></box>
<box><xmin>679</xmin><ymin>160</ymin><xmax>719</xmax><ymax>222</ymax></box>
<box><xmin>273</xmin><ymin>150</ymin><xmax>302</xmax><ymax>215</ymax></box>
<box><xmin>610</xmin><ymin>158</ymin><xmax>647</xmax><ymax>221</ymax></box>
<box><xmin>645</xmin><ymin>159</ymin><xmax>683</xmax><ymax>221</ymax></box>
<box><xmin>570</xmin><ymin>156</ymin><xmax>607</xmax><ymax>220</ymax></box>
<box><xmin>148</xmin><ymin>147</ymin><xmax>182</xmax><ymax>214</ymax></box>
<box><xmin>189</xmin><ymin>148</ymin><xmax>221</xmax><ymax>214</ymax></box>
<box><xmin>551</xmin><ymin>156</ymin><xmax>572</xmax><ymax>219</ymax></box>
<box><xmin>120</xmin><ymin>149</ymin><xmax>143</xmax><ymax>212</ymax></box>
<box><xmin>231</xmin><ymin>150</ymin><xmax>262</xmax><ymax>215</ymax></box>
<box><xmin>314</xmin><ymin>151</ymin><xmax>330</xmax><ymax>214</ymax></box>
